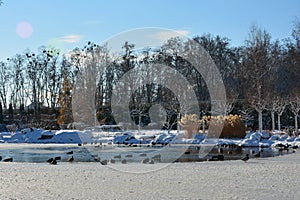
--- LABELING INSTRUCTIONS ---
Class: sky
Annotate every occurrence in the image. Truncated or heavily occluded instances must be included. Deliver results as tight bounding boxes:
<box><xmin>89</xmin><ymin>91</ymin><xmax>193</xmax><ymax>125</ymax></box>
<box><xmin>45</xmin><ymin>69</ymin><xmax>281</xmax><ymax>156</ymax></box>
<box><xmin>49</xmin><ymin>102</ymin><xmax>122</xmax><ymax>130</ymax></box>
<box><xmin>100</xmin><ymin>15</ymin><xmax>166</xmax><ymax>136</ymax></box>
<box><xmin>0</xmin><ymin>0</ymin><xmax>299</xmax><ymax>61</ymax></box>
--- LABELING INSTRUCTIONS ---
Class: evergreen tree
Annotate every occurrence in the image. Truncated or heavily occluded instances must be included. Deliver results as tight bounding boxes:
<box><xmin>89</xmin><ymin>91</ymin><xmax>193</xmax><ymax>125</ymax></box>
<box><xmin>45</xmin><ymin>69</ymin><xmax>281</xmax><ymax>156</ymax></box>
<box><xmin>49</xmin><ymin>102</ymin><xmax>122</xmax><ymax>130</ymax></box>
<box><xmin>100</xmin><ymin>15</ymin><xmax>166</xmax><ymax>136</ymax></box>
<box><xmin>57</xmin><ymin>75</ymin><xmax>73</xmax><ymax>126</ymax></box>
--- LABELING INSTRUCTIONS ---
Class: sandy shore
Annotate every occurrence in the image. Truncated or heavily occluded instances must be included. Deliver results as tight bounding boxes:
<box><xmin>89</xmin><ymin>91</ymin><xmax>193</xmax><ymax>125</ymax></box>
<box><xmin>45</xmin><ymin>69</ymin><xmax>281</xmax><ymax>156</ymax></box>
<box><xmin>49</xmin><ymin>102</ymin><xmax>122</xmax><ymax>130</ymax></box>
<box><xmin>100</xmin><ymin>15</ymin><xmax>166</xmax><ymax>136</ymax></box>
<box><xmin>0</xmin><ymin>152</ymin><xmax>300</xmax><ymax>200</ymax></box>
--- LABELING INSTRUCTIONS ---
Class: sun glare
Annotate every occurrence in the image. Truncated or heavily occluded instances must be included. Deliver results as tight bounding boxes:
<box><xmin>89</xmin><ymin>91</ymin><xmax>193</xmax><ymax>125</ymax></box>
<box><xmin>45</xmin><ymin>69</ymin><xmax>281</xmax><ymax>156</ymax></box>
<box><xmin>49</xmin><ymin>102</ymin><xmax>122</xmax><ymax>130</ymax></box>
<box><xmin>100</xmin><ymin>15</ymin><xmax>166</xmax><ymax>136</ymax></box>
<box><xmin>16</xmin><ymin>21</ymin><xmax>33</xmax><ymax>39</ymax></box>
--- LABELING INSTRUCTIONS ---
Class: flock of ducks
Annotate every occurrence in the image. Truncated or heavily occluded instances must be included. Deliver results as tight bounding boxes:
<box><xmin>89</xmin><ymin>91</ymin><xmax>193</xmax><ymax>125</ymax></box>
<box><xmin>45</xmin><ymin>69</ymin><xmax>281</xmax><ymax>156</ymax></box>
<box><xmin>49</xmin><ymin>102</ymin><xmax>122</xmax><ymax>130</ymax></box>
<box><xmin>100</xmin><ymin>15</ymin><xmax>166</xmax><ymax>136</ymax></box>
<box><xmin>89</xmin><ymin>152</ymin><xmax>161</xmax><ymax>165</ymax></box>
<box><xmin>214</xmin><ymin>142</ymin><xmax>299</xmax><ymax>163</ymax></box>
<box><xmin>46</xmin><ymin>150</ymin><xmax>162</xmax><ymax>165</ymax></box>
<box><xmin>47</xmin><ymin>150</ymin><xmax>75</xmax><ymax>165</ymax></box>
<box><xmin>1</xmin><ymin>143</ymin><xmax>298</xmax><ymax>164</ymax></box>
<box><xmin>240</xmin><ymin>143</ymin><xmax>299</xmax><ymax>162</ymax></box>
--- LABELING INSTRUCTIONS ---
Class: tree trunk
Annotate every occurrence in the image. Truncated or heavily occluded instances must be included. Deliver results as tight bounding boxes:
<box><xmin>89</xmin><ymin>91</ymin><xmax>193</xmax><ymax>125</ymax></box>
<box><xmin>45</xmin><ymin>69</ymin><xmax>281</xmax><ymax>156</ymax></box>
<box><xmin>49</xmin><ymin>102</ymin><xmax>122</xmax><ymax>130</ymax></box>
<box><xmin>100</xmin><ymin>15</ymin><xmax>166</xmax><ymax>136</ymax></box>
<box><xmin>271</xmin><ymin>111</ymin><xmax>275</xmax><ymax>131</ymax></box>
<box><xmin>177</xmin><ymin>113</ymin><xmax>180</xmax><ymax>134</ymax></box>
<box><xmin>258</xmin><ymin>110</ymin><xmax>263</xmax><ymax>132</ymax></box>
<box><xmin>138</xmin><ymin>114</ymin><xmax>141</xmax><ymax>134</ymax></box>
<box><xmin>295</xmin><ymin>115</ymin><xmax>298</xmax><ymax>134</ymax></box>
<box><xmin>277</xmin><ymin>114</ymin><xmax>282</xmax><ymax>131</ymax></box>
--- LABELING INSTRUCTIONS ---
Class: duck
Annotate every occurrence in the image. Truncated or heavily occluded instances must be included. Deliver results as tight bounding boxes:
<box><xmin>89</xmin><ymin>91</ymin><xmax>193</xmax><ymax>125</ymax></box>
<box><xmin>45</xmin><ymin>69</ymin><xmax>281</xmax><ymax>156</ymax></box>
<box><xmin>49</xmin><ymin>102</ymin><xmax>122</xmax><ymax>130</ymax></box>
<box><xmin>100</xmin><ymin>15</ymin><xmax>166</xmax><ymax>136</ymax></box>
<box><xmin>277</xmin><ymin>143</ymin><xmax>285</xmax><ymax>148</ymax></box>
<box><xmin>141</xmin><ymin>158</ymin><xmax>149</xmax><ymax>164</ymax></box>
<box><xmin>241</xmin><ymin>154</ymin><xmax>249</xmax><ymax>162</ymax></box>
<box><xmin>100</xmin><ymin>159</ymin><xmax>108</xmax><ymax>165</ymax></box>
<box><xmin>50</xmin><ymin>159</ymin><xmax>57</xmax><ymax>165</ymax></box>
<box><xmin>68</xmin><ymin>156</ymin><xmax>74</xmax><ymax>162</ymax></box>
<box><xmin>121</xmin><ymin>159</ymin><xmax>127</xmax><ymax>164</ymax></box>
<box><xmin>54</xmin><ymin>156</ymin><xmax>61</xmax><ymax>161</ymax></box>
<box><xmin>148</xmin><ymin>159</ymin><xmax>155</xmax><ymax>164</ymax></box>
<box><xmin>47</xmin><ymin>158</ymin><xmax>54</xmax><ymax>163</ymax></box>
<box><xmin>3</xmin><ymin>157</ymin><xmax>13</xmax><ymax>162</ymax></box>
<box><xmin>66</xmin><ymin>151</ymin><xmax>74</xmax><ymax>155</ymax></box>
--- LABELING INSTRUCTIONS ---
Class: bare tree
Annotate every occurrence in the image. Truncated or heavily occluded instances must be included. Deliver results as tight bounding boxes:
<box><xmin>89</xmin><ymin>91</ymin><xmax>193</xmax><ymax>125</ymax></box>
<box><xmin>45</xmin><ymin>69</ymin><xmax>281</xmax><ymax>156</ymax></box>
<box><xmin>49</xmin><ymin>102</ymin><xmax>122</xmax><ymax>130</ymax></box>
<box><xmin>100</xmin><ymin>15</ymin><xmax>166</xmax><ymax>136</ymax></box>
<box><xmin>290</xmin><ymin>95</ymin><xmax>300</xmax><ymax>134</ymax></box>
<box><xmin>273</xmin><ymin>97</ymin><xmax>287</xmax><ymax>131</ymax></box>
<box><xmin>39</xmin><ymin>47</ymin><xmax>60</xmax><ymax>109</ymax></box>
<box><xmin>0</xmin><ymin>61</ymin><xmax>9</xmax><ymax>108</ymax></box>
<box><xmin>267</xmin><ymin>97</ymin><xmax>286</xmax><ymax>131</ymax></box>
<box><xmin>286</xmin><ymin>20</ymin><xmax>300</xmax><ymax>134</ymax></box>
<box><xmin>250</xmin><ymin>97</ymin><xmax>267</xmax><ymax>132</ymax></box>
<box><xmin>25</xmin><ymin>52</ymin><xmax>39</xmax><ymax>117</ymax></box>
<box><xmin>241</xmin><ymin>25</ymin><xmax>277</xmax><ymax>132</ymax></box>
<box><xmin>239</xmin><ymin>105</ymin><xmax>254</xmax><ymax>129</ymax></box>
<box><xmin>8</xmin><ymin>54</ymin><xmax>26</xmax><ymax>109</ymax></box>
<box><xmin>213</xmin><ymin>93</ymin><xmax>237</xmax><ymax>115</ymax></box>
<box><xmin>71</xmin><ymin>42</ymin><xmax>109</xmax><ymax>127</ymax></box>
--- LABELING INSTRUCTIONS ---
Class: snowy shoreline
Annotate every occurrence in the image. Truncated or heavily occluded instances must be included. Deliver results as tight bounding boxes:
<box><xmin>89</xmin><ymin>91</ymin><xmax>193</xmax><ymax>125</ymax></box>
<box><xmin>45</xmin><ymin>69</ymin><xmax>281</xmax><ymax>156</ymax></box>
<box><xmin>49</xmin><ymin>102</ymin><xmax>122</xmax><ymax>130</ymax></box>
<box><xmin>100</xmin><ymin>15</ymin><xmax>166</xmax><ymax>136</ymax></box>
<box><xmin>0</xmin><ymin>151</ymin><xmax>299</xmax><ymax>199</ymax></box>
<box><xmin>1</xmin><ymin>128</ymin><xmax>300</xmax><ymax>149</ymax></box>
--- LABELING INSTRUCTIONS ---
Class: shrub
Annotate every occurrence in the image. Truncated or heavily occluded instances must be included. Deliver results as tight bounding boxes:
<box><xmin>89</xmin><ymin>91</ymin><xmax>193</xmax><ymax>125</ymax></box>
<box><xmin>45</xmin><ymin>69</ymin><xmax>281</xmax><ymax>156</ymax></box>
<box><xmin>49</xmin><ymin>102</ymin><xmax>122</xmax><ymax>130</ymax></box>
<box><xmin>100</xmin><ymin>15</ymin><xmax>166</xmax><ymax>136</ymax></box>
<box><xmin>201</xmin><ymin>114</ymin><xmax>246</xmax><ymax>138</ymax></box>
<box><xmin>179</xmin><ymin>114</ymin><xmax>200</xmax><ymax>138</ymax></box>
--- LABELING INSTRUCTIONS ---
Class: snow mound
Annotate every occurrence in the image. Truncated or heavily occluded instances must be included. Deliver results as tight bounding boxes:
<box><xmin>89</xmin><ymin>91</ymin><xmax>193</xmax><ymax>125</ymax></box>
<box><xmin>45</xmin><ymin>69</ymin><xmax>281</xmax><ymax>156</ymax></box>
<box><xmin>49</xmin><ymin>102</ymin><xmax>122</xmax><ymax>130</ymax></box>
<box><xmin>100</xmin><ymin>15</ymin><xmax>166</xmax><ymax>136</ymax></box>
<box><xmin>5</xmin><ymin>128</ymin><xmax>92</xmax><ymax>144</ymax></box>
<box><xmin>0</xmin><ymin>128</ymin><xmax>299</xmax><ymax>149</ymax></box>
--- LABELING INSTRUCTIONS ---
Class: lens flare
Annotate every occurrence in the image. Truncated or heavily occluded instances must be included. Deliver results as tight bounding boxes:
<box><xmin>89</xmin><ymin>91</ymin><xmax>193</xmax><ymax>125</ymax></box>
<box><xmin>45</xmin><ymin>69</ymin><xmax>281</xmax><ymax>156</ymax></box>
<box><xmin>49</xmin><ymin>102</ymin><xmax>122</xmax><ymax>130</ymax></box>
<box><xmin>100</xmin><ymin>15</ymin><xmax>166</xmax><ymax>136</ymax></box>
<box><xmin>16</xmin><ymin>21</ymin><xmax>33</xmax><ymax>39</ymax></box>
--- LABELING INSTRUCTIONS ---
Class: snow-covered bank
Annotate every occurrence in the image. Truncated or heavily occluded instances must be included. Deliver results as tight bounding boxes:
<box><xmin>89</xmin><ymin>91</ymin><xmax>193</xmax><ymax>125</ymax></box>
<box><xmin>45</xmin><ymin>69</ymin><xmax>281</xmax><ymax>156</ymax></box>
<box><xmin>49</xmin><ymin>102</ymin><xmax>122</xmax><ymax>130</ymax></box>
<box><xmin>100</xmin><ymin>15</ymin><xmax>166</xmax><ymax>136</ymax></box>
<box><xmin>0</xmin><ymin>128</ymin><xmax>93</xmax><ymax>144</ymax></box>
<box><xmin>1</xmin><ymin>128</ymin><xmax>300</xmax><ymax>151</ymax></box>
<box><xmin>0</xmin><ymin>152</ymin><xmax>299</xmax><ymax>200</ymax></box>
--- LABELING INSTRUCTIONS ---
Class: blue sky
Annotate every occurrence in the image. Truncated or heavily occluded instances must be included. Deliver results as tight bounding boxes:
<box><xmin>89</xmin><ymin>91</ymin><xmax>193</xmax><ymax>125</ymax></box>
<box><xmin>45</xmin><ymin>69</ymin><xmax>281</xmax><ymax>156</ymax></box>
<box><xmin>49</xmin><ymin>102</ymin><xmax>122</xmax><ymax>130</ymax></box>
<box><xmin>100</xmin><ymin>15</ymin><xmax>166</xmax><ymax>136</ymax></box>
<box><xmin>0</xmin><ymin>0</ymin><xmax>299</xmax><ymax>61</ymax></box>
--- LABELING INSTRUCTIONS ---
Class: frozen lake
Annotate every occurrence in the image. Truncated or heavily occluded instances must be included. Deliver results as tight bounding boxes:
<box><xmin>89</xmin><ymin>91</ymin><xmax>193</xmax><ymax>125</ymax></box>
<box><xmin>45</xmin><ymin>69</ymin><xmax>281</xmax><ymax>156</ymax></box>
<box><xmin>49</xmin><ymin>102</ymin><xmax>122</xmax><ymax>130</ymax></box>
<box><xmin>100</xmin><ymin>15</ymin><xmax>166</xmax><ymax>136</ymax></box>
<box><xmin>0</xmin><ymin>143</ymin><xmax>294</xmax><ymax>163</ymax></box>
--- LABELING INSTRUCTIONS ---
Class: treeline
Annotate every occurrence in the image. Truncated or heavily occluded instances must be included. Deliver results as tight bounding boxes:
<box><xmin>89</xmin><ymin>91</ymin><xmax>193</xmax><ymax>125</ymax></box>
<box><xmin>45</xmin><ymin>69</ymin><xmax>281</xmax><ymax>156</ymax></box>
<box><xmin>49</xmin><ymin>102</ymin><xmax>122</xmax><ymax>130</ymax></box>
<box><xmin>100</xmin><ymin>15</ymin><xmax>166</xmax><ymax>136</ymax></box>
<box><xmin>0</xmin><ymin>23</ymin><xmax>300</xmax><ymax>132</ymax></box>
<box><xmin>0</xmin><ymin>47</ymin><xmax>75</xmax><ymax>127</ymax></box>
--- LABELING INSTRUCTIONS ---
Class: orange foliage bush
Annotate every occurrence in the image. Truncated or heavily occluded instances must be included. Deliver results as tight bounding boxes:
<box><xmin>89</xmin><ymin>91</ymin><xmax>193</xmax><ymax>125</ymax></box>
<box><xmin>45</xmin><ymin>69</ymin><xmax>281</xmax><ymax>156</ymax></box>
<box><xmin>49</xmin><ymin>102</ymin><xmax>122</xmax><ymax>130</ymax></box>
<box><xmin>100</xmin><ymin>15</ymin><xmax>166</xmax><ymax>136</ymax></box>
<box><xmin>202</xmin><ymin>114</ymin><xmax>246</xmax><ymax>138</ymax></box>
<box><xmin>179</xmin><ymin>114</ymin><xmax>200</xmax><ymax>138</ymax></box>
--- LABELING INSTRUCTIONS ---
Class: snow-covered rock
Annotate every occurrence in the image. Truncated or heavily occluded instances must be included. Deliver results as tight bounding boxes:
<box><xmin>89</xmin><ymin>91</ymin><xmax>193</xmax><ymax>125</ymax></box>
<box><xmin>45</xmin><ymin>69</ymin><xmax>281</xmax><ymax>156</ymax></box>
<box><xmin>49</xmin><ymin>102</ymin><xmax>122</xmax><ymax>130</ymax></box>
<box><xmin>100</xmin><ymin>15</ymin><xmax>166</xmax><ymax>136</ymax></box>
<box><xmin>3</xmin><ymin>128</ymin><xmax>92</xmax><ymax>144</ymax></box>
<box><xmin>269</xmin><ymin>135</ymin><xmax>280</xmax><ymax>141</ymax></box>
<box><xmin>260</xmin><ymin>131</ymin><xmax>270</xmax><ymax>139</ymax></box>
<box><xmin>239</xmin><ymin>138</ymin><xmax>260</xmax><ymax>147</ymax></box>
<box><xmin>0</xmin><ymin>128</ymin><xmax>299</xmax><ymax>149</ymax></box>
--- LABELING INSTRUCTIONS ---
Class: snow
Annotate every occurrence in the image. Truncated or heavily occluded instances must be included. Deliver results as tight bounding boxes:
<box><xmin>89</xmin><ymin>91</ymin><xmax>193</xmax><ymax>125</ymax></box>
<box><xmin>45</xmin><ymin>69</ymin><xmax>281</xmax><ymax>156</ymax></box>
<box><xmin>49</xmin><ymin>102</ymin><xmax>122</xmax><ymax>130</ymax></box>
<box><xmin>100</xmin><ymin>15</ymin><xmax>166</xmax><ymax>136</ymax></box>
<box><xmin>1</xmin><ymin>128</ymin><xmax>300</xmax><ymax>199</ymax></box>
<box><xmin>0</xmin><ymin>152</ymin><xmax>300</xmax><ymax>199</ymax></box>
<box><xmin>0</xmin><ymin>128</ymin><xmax>299</xmax><ymax>150</ymax></box>
<box><xmin>3</xmin><ymin>128</ymin><xmax>93</xmax><ymax>144</ymax></box>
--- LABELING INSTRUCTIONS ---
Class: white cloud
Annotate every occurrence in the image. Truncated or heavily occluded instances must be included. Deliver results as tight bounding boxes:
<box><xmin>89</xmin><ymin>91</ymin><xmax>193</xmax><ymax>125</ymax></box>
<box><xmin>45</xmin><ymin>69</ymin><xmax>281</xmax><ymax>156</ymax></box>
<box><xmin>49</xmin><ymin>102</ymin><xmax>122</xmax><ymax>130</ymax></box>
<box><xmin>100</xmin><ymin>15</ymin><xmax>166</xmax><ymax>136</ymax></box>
<box><xmin>60</xmin><ymin>34</ymin><xmax>83</xmax><ymax>43</ymax></box>
<box><xmin>151</xmin><ymin>29</ymin><xmax>190</xmax><ymax>41</ymax></box>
